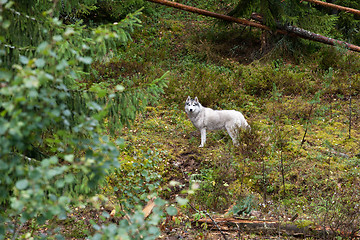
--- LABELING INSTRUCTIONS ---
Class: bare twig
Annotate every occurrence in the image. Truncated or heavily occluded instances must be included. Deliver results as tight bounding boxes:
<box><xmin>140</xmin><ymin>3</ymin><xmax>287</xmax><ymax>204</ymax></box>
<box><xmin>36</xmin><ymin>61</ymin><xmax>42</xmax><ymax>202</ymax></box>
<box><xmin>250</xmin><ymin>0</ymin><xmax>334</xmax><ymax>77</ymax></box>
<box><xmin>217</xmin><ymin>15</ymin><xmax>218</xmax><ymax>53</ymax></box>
<box><xmin>188</xmin><ymin>203</ymin><xmax>228</xmax><ymax>240</ymax></box>
<box><xmin>280</xmin><ymin>145</ymin><xmax>286</xmax><ymax>197</ymax></box>
<box><xmin>301</xmin><ymin>104</ymin><xmax>314</xmax><ymax>147</ymax></box>
<box><xmin>204</xmin><ymin>210</ymin><xmax>228</xmax><ymax>240</ymax></box>
<box><xmin>262</xmin><ymin>156</ymin><xmax>267</xmax><ymax>202</ymax></box>
<box><xmin>12</xmin><ymin>218</ymin><xmax>25</xmax><ymax>240</ymax></box>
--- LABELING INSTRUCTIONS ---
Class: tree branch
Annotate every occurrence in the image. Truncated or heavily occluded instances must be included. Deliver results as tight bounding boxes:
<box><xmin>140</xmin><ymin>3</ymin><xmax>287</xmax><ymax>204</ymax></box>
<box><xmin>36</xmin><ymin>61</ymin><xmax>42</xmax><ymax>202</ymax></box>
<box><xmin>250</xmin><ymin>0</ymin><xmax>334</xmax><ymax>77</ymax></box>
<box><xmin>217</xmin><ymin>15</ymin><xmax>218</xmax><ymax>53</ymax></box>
<box><xmin>146</xmin><ymin>0</ymin><xmax>270</xmax><ymax>31</ymax></box>
<box><xmin>301</xmin><ymin>0</ymin><xmax>360</xmax><ymax>17</ymax></box>
<box><xmin>251</xmin><ymin>13</ymin><xmax>360</xmax><ymax>53</ymax></box>
<box><xmin>145</xmin><ymin>0</ymin><xmax>360</xmax><ymax>53</ymax></box>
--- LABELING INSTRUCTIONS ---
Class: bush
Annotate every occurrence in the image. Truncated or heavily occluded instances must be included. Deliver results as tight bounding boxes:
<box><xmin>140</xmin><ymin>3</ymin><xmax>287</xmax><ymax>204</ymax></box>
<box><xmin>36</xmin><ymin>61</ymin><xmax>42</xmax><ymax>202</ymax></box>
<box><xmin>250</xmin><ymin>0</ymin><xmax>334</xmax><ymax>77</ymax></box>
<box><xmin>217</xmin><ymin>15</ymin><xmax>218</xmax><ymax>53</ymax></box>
<box><xmin>0</xmin><ymin>4</ymin><xmax>171</xmax><ymax>239</ymax></box>
<box><xmin>240</xmin><ymin>62</ymin><xmax>315</xmax><ymax>96</ymax></box>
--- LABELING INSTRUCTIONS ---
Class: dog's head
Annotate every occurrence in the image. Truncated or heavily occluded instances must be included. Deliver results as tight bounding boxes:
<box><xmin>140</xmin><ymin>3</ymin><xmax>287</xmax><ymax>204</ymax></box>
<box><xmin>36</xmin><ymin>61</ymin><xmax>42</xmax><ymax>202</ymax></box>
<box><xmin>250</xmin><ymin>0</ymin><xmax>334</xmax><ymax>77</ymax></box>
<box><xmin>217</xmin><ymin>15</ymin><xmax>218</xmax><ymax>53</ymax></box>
<box><xmin>185</xmin><ymin>96</ymin><xmax>201</xmax><ymax>114</ymax></box>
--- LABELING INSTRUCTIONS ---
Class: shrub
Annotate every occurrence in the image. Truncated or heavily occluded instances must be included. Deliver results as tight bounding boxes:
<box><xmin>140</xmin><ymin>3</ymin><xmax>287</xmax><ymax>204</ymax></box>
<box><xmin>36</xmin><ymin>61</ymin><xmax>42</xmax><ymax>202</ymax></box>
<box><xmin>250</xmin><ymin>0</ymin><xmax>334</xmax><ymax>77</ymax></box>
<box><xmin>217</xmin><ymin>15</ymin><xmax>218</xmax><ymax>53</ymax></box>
<box><xmin>0</xmin><ymin>4</ymin><xmax>171</xmax><ymax>239</ymax></box>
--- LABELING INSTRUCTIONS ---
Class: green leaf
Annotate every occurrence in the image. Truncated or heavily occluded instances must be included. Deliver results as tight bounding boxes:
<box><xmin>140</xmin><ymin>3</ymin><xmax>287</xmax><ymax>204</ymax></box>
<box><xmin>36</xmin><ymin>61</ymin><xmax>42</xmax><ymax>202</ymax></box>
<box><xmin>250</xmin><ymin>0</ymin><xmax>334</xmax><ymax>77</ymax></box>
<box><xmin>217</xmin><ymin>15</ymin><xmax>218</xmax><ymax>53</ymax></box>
<box><xmin>37</xmin><ymin>42</ymin><xmax>49</xmax><ymax>53</ymax></box>
<box><xmin>16</xmin><ymin>179</ymin><xmax>29</xmax><ymax>190</ymax></box>
<box><xmin>4</xmin><ymin>2</ymin><xmax>13</xmax><ymax>9</ymax></box>
<box><xmin>56</xmin><ymin>59</ymin><xmax>69</xmax><ymax>71</ymax></box>
<box><xmin>115</xmin><ymin>138</ymin><xmax>125</xmax><ymax>148</ymax></box>
<box><xmin>0</xmin><ymin>122</ymin><xmax>9</xmax><ymax>135</ymax></box>
<box><xmin>53</xmin><ymin>35</ymin><xmax>62</xmax><ymax>42</ymax></box>
<box><xmin>148</xmin><ymin>226</ymin><xmax>159</xmax><ymax>235</ymax></box>
<box><xmin>175</xmin><ymin>196</ymin><xmax>188</xmax><ymax>206</ymax></box>
<box><xmin>35</xmin><ymin>58</ymin><xmax>46</xmax><ymax>68</ymax></box>
<box><xmin>11</xmin><ymin>199</ymin><xmax>24</xmax><ymax>211</ymax></box>
<box><xmin>64</xmin><ymin>174</ymin><xmax>74</xmax><ymax>183</ymax></box>
<box><xmin>0</xmin><ymin>70</ymin><xmax>12</xmax><ymax>81</ymax></box>
<box><xmin>102</xmin><ymin>211</ymin><xmax>110</xmax><ymax>219</ymax></box>
<box><xmin>166</xmin><ymin>206</ymin><xmax>177</xmax><ymax>216</ymax></box>
<box><xmin>56</xmin><ymin>179</ymin><xmax>65</xmax><ymax>188</ymax></box>
<box><xmin>115</xmin><ymin>85</ymin><xmax>125</xmax><ymax>92</ymax></box>
<box><xmin>64</xmin><ymin>154</ymin><xmax>74</xmax><ymax>163</ymax></box>
<box><xmin>19</xmin><ymin>55</ymin><xmax>29</xmax><ymax>65</ymax></box>
<box><xmin>2</xmin><ymin>20</ymin><xmax>10</xmax><ymax>29</ymax></box>
<box><xmin>64</xmin><ymin>27</ymin><xmax>75</xmax><ymax>36</ymax></box>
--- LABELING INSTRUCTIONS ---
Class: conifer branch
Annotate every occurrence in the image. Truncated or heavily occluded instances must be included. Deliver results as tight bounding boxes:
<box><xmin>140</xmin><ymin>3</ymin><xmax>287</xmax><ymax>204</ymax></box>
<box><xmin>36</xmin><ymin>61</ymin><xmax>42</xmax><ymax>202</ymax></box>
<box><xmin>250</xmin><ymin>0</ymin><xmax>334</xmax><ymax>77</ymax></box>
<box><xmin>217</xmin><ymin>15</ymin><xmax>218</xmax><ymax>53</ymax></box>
<box><xmin>8</xmin><ymin>8</ymin><xmax>37</xmax><ymax>21</ymax></box>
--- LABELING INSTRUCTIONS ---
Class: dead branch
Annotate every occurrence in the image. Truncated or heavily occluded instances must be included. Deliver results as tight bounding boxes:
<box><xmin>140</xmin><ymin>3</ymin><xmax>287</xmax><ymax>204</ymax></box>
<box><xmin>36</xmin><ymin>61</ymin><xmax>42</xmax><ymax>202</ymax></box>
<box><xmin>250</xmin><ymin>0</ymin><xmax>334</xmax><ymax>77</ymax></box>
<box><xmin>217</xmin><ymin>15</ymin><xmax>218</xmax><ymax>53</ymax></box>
<box><xmin>145</xmin><ymin>0</ymin><xmax>360</xmax><ymax>53</ymax></box>
<box><xmin>146</xmin><ymin>0</ymin><xmax>271</xmax><ymax>31</ymax></box>
<box><xmin>251</xmin><ymin>13</ymin><xmax>360</xmax><ymax>53</ymax></box>
<box><xmin>192</xmin><ymin>217</ymin><xmax>360</xmax><ymax>238</ymax></box>
<box><xmin>301</xmin><ymin>0</ymin><xmax>360</xmax><ymax>16</ymax></box>
<box><xmin>188</xmin><ymin>203</ymin><xmax>228</xmax><ymax>240</ymax></box>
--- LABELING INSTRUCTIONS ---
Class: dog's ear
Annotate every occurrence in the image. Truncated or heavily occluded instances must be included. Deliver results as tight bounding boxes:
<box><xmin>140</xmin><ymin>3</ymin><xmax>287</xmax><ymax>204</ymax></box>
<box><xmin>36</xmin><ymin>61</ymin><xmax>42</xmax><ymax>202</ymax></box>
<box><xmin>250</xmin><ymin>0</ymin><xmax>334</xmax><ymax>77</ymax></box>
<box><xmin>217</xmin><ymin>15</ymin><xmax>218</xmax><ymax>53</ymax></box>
<box><xmin>194</xmin><ymin>97</ymin><xmax>199</xmax><ymax>103</ymax></box>
<box><xmin>186</xmin><ymin>96</ymin><xmax>191</xmax><ymax>102</ymax></box>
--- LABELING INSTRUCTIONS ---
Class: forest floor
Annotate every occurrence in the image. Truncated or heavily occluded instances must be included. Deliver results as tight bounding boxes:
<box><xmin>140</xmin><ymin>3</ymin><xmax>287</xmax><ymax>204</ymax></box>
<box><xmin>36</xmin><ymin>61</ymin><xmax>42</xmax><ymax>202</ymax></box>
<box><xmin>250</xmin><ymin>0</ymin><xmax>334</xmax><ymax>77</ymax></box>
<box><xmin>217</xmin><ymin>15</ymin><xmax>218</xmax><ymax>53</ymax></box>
<box><xmin>118</xmin><ymin>98</ymin><xmax>360</xmax><ymax>239</ymax></box>
<box><xmin>27</xmin><ymin>98</ymin><xmax>359</xmax><ymax>239</ymax></box>
<box><xmin>113</xmin><ymin>12</ymin><xmax>360</xmax><ymax>239</ymax></box>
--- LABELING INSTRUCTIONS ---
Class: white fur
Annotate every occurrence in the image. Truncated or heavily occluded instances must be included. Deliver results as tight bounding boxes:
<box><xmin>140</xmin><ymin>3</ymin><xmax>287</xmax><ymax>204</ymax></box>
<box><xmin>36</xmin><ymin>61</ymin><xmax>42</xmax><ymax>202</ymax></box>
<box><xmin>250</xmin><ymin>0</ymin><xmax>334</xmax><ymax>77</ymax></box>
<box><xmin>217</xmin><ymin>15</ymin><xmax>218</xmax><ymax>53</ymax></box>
<box><xmin>185</xmin><ymin>96</ymin><xmax>250</xmax><ymax>147</ymax></box>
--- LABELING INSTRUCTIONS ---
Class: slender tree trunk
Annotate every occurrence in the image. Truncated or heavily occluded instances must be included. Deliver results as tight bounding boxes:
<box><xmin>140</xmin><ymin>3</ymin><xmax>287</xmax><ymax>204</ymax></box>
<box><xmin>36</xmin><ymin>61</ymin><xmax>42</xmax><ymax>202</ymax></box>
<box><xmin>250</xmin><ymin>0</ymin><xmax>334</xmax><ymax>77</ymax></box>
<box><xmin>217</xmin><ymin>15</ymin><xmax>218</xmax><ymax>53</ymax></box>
<box><xmin>349</xmin><ymin>76</ymin><xmax>352</xmax><ymax>139</ymax></box>
<box><xmin>301</xmin><ymin>0</ymin><xmax>360</xmax><ymax>16</ymax></box>
<box><xmin>300</xmin><ymin>103</ymin><xmax>314</xmax><ymax>147</ymax></box>
<box><xmin>280</xmin><ymin>146</ymin><xmax>286</xmax><ymax>197</ymax></box>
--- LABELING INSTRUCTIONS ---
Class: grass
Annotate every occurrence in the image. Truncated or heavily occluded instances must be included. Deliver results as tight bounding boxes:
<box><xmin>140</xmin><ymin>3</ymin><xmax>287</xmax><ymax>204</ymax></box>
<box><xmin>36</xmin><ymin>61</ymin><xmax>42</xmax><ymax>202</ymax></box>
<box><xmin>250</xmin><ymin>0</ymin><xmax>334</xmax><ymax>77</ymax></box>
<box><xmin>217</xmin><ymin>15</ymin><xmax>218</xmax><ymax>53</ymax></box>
<box><xmin>117</xmin><ymin>90</ymin><xmax>359</xmax><ymax>234</ymax></box>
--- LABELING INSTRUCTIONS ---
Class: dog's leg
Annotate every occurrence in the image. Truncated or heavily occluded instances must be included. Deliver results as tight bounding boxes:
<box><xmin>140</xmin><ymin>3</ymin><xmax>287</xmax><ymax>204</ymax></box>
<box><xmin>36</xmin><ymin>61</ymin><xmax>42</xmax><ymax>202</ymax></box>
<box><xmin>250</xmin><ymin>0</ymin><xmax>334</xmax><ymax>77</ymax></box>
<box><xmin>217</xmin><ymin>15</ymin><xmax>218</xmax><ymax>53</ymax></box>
<box><xmin>199</xmin><ymin>128</ymin><xmax>206</xmax><ymax>147</ymax></box>
<box><xmin>226</xmin><ymin>125</ymin><xmax>239</xmax><ymax>146</ymax></box>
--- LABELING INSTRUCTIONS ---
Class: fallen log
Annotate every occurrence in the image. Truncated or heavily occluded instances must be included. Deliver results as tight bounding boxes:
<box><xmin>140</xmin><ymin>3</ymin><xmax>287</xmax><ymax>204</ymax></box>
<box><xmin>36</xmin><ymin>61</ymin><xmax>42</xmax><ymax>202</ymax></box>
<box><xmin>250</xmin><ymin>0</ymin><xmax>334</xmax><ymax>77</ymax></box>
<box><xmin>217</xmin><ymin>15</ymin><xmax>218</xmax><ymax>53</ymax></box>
<box><xmin>192</xmin><ymin>217</ymin><xmax>360</xmax><ymax>238</ymax></box>
<box><xmin>193</xmin><ymin>217</ymin><xmax>314</xmax><ymax>237</ymax></box>
<box><xmin>146</xmin><ymin>0</ymin><xmax>271</xmax><ymax>31</ymax></box>
<box><xmin>145</xmin><ymin>0</ymin><xmax>360</xmax><ymax>53</ymax></box>
<box><xmin>301</xmin><ymin>0</ymin><xmax>360</xmax><ymax>17</ymax></box>
<box><xmin>251</xmin><ymin>13</ymin><xmax>360</xmax><ymax>53</ymax></box>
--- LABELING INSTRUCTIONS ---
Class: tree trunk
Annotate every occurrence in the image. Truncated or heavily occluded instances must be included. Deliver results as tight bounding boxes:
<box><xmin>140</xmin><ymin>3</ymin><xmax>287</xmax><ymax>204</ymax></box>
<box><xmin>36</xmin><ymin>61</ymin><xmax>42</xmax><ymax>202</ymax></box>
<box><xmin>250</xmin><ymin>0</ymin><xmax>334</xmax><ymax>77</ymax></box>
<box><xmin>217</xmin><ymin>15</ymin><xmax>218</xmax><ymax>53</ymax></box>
<box><xmin>301</xmin><ymin>0</ymin><xmax>360</xmax><ymax>16</ymax></box>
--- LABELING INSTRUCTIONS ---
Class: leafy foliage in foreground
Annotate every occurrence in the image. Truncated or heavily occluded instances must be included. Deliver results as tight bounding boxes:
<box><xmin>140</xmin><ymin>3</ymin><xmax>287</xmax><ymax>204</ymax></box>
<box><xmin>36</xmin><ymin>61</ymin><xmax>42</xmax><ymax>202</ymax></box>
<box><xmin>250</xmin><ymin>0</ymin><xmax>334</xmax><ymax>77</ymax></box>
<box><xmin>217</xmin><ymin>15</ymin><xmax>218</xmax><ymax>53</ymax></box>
<box><xmin>0</xmin><ymin>2</ymin><xmax>171</xmax><ymax>239</ymax></box>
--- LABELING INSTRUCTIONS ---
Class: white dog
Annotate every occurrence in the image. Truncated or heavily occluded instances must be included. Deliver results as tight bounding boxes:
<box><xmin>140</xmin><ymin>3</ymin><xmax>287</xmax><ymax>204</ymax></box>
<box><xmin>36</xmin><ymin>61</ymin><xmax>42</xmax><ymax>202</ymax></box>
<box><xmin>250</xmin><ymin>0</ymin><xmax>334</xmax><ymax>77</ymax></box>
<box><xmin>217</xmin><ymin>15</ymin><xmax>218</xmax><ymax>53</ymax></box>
<box><xmin>185</xmin><ymin>96</ymin><xmax>250</xmax><ymax>147</ymax></box>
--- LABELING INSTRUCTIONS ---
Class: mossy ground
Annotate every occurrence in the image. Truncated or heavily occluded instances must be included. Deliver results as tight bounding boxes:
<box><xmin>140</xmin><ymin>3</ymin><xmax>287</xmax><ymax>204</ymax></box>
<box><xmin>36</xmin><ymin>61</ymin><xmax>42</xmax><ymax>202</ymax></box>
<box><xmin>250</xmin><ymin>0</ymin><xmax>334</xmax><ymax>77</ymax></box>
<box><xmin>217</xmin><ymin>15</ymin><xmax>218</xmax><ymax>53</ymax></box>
<box><xmin>118</xmin><ymin>92</ymin><xmax>359</xmax><ymax>238</ymax></box>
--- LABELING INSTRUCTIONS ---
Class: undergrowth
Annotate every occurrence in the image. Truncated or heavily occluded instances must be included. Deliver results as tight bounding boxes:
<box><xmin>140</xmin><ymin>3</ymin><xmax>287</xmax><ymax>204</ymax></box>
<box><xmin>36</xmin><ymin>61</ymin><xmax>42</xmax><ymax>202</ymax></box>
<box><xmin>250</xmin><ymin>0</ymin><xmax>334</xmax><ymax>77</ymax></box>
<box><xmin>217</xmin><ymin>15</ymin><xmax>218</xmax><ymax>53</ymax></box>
<box><xmin>102</xmin><ymin>13</ymin><xmax>360</xmax><ymax>238</ymax></box>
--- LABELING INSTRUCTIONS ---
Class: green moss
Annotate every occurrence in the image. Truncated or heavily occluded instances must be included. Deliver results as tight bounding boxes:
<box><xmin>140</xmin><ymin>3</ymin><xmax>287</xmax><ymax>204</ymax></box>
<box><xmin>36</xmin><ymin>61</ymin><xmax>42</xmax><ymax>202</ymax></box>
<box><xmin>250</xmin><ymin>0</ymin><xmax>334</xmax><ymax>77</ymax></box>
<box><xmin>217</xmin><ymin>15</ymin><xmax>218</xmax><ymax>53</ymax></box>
<box><xmin>295</xmin><ymin>219</ymin><xmax>316</xmax><ymax>229</ymax></box>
